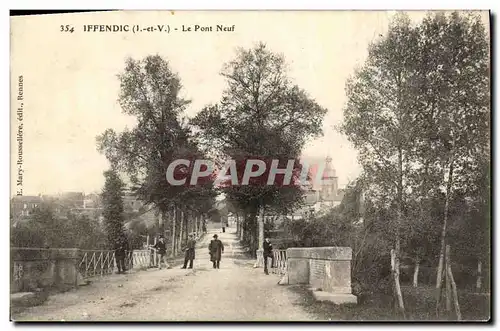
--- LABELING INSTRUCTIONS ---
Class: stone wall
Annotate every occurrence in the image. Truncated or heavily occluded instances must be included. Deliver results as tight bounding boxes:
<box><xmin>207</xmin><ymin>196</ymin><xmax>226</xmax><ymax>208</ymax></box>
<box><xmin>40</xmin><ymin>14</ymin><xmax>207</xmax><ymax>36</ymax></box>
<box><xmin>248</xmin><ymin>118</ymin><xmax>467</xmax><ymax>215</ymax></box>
<box><xmin>11</xmin><ymin>248</ymin><xmax>82</xmax><ymax>293</ymax></box>
<box><xmin>286</xmin><ymin>247</ymin><xmax>357</xmax><ymax>304</ymax></box>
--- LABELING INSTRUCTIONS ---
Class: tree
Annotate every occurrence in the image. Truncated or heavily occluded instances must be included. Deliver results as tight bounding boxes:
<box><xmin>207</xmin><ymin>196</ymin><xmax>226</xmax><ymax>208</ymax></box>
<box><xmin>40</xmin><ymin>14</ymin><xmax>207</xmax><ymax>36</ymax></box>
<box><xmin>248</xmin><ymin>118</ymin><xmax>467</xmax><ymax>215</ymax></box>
<box><xmin>11</xmin><ymin>204</ymin><xmax>108</xmax><ymax>250</ymax></box>
<box><xmin>101</xmin><ymin>169</ymin><xmax>126</xmax><ymax>246</ymax></box>
<box><xmin>340</xmin><ymin>11</ymin><xmax>490</xmax><ymax>315</ymax></box>
<box><xmin>192</xmin><ymin>43</ymin><xmax>327</xmax><ymax>253</ymax></box>
<box><xmin>340</xmin><ymin>14</ymin><xmax>421</xmax><ymax>315</ymax></box>
<box><xmin>97</xmin><ymin>55</ymin><xmax>217</xmax><ymax>254</ymax></box>
<box><xmin>413</xmin><ymin>12</ymin><xmax>489</xmax><ymax>295</ymax></box>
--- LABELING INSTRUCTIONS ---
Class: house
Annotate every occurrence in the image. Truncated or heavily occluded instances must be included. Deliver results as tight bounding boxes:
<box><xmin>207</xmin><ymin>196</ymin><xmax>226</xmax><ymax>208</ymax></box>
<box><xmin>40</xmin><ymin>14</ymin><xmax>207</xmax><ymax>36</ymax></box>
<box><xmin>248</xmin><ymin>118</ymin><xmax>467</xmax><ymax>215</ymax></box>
<box><xmin>60</xmin><ymin>192</ymin><xmax>85</xmax><ymax>209</ymax></box>
<box><xmin>11</xmin><ymin>195</ymin><xmax>43</xmax><ymax>219</ymax></box>
<box><xmin>83</xmin><ymin>193</ymin><xmax>101</xmax><ymax>209</ymax></box>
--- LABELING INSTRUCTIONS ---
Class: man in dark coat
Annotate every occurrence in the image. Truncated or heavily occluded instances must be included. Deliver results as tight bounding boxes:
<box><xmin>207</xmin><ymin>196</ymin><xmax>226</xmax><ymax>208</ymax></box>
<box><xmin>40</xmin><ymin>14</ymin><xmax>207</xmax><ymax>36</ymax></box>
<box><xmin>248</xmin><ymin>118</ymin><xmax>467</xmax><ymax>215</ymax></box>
<box><xmin>182</xmin><ymin>234</ymin><xmax>196</xmax><ymax>269</ymax></box>
<box><xmin>209</xmin><ymin>234</ymin><xmax>224</xmax><ymax>269</ymax></box>
<box><xmin>152</xmin><ymin>235</ymin><xmax>168</xmax><ymax>270</ymax></box>
<box><xmin>263</xmin><ymin>237</ymin><xmax>274</xmax><ymax>275</ymax></box>
<box><xmin>114</xmin><ymin>237</ymin><xmax>128</xmax><ymax>274</ymax></box>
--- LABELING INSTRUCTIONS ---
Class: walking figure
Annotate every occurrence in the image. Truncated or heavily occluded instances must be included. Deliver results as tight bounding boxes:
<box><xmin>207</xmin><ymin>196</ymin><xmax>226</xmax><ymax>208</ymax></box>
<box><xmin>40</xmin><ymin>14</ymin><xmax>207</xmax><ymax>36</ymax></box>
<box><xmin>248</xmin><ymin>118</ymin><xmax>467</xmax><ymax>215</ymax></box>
<box><xmin>202</xmin><ymin>221</ymin><xmax>207</xmax><ymax>234</ymax></box>
<box><xmin>182</xmin><ymin>234</ymin><xmax>196</xmax><ymax>269</ymax></box>
<box><xmin>114</xmin><ymin>237</ymin><xmax>128</xmax><ymax>274</ymax></box>
<box><xmin>152</xmin><ymin>235</ymin><xmax>169</xmax><ymax>270</ymax></box>
<box><xmin>209</xmin><ymin>234</ymin><xmax>224</xmax><ymax>269</ymax></box>
<box><xmin>263</xmin><ymin>237</ymin><xmax>274</xmax><ymax>275</ymax></box>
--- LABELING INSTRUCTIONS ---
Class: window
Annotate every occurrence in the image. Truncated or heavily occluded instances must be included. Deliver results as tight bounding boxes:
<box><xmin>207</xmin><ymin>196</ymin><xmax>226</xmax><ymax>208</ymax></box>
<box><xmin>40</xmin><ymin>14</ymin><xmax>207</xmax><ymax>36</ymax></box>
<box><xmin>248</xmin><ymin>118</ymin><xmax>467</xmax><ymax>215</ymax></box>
<box><xmin>23</xmin><ymin>203</ymin><xmax>27</xmax><ymax>209</ymax></box>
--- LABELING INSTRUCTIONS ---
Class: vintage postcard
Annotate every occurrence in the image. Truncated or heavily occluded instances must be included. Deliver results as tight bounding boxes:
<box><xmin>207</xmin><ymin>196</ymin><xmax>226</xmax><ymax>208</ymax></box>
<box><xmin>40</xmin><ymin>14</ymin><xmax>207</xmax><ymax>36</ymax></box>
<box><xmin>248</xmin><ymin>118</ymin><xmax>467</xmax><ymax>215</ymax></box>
<box><xmin>10</xmin><ymin>10</ymin><xmax>491</xmax><ymax>322</ymax></box>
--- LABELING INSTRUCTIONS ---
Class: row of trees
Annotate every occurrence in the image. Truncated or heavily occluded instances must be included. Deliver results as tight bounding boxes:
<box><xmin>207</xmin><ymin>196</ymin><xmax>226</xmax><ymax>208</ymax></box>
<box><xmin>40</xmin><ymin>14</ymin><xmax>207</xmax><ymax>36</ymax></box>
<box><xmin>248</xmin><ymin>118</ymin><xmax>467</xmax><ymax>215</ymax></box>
<box><xmin>285</xmin><ymin>11</ymin><xmax>489</xmax><ymax>316</ymax></box>
<box><xmin>192</xmin><ymin>43</ymin><xmax>327</xmax><ymax>254</ymax></box>
<box><xmin>96</xmin><ymin>42</ymin><xmax>328</xmax><ymax>253</ymax></box>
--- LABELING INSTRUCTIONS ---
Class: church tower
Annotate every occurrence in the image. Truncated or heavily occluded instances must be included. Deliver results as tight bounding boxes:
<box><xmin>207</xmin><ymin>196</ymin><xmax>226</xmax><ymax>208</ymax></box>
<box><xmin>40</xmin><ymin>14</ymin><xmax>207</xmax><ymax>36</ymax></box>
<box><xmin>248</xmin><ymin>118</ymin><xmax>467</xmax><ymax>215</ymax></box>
<box><xmin>320</xmin><ymin>156</ymin><xmax>338</xmax><ymax>203</ymax></box>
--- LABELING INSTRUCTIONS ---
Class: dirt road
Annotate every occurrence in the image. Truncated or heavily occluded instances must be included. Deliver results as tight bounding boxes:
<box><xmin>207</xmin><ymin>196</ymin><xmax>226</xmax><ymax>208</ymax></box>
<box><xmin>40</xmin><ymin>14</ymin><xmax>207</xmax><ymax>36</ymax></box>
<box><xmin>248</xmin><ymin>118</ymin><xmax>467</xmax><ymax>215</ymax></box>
<box><xmin>12</xmin><ymin>228</ymin><xmax>317</xmax><ymax>322</ymax></box>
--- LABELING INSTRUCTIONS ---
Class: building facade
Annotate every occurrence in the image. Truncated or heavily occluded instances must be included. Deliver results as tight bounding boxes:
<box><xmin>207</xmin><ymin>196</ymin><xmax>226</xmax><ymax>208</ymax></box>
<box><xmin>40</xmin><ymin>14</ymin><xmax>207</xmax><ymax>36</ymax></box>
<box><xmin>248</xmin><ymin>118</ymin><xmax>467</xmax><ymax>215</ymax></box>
<box><xmin>291</xmin><ymin>156</ymin><xmax>344</xmax><ymax>220</ymax></box>
<box><xmin>11</xmin><ymin>196</ymin><xmax>43</xmax><ymax>219</ymax></box>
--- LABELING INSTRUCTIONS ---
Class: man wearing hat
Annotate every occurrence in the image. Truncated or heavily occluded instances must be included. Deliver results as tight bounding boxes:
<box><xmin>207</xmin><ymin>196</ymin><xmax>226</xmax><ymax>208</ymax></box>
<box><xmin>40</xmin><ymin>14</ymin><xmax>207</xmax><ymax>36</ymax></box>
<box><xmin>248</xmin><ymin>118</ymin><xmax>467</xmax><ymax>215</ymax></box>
<box><xmin>152</xmin><ymin>235</ymin><xmax>168</xmax><ymax>270</ymax></box>
<box><xmin>208</xmin><ymin>234</ymin><xmax>224</xmax><ymax>269</ymax></box>
<box><xmin>182</xmin><ymin>233</ymin><xmax>196</xmax><ymax>269</ymax></box>
<box><xmin>114</xmin><ymin>237</ymin><xmax>128</xmax><ymax>274</ymax></box>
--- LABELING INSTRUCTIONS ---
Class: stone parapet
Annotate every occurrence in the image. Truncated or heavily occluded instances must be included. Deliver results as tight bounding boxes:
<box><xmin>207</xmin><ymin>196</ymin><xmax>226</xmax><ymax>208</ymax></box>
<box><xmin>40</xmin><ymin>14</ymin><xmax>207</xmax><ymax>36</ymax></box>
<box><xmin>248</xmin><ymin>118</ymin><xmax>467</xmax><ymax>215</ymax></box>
<box><xmin>287</xmin><ymin>247</ymin><xmax>352</xmax><ymax>261</ymax></box>
<box><xmin>285</xmin><ymin>246</ymin><xmax>357</xmax><ymax>305</ymax></box>
<box><xmin>11</xmin><ymin>248</ymin><xmax>82</xmax><ymax>293</ymax></box>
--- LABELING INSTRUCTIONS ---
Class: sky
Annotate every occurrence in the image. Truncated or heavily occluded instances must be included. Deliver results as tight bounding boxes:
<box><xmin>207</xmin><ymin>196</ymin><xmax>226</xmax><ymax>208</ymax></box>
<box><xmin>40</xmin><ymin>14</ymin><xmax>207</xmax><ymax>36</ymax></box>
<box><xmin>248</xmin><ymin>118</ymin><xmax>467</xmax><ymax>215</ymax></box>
<box><xmin>10</xmin><ymin>10</ymin><xmax>489</xmax><ymax>196</ymax></box>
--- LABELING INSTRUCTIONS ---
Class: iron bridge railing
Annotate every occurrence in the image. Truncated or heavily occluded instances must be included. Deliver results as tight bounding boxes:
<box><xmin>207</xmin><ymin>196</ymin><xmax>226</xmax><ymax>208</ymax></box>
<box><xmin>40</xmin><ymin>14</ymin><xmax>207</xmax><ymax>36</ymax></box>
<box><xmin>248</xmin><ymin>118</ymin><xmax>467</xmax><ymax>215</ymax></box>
<box><xmin>78</xmin><ymin>248</ymin><xmax>159</xmax><ymax>279</ymax></box>
<box><xmin>256</xmin><ymin>249</ymin><xmax>287</xmax><ymax>275</ymax></box>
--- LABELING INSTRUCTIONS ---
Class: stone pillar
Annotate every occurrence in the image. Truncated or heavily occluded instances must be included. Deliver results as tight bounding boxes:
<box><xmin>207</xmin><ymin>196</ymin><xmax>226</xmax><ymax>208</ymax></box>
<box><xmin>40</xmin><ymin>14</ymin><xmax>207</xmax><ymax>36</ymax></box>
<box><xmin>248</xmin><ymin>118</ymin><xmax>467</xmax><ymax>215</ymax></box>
<box><xmin>285</xmin><ymin>247</ymin><xmax>357</xmax><ymax>305</ymax></box>
<box><xmin>286</xmin><ymin>248</ymin><xmax>311</xmax><ymax>284</ymax></box>
<box><xmin>254</xmin><ymin>207</ymin><xmax>265</xmax><ymax>268</ymax></box>
<box><xmin>258</xmin><ymin>207</ymin><xmax>264</xmax><ymax>250</ymax></box>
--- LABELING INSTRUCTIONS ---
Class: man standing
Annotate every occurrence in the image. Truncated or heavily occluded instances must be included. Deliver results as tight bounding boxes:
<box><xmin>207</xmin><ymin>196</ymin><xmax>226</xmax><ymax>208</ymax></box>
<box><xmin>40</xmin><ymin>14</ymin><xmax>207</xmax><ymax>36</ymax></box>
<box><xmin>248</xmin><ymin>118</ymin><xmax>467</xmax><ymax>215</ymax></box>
<box><xmin>152</xmin><ymin>235</ymin><xmax>168</xmax><ymax>270</ymax></box>
<box><xmin>114</xmin><ymin>237</ymin><xmax>127</xmax><ymax>274</ymax></box>
<box><xmin>182</xmin><ymin>234</ymin><xmax>196</xmax><ymax>269</ymax></box>
<box><xmin>263</xmin><ymin>237</ymin><xmax>274</xmax><ymax>275</ymax></box>
<box><xmin>209</xmin><ymin>234</ymin><xmax>224</xmax><ymax>269</ymax></box>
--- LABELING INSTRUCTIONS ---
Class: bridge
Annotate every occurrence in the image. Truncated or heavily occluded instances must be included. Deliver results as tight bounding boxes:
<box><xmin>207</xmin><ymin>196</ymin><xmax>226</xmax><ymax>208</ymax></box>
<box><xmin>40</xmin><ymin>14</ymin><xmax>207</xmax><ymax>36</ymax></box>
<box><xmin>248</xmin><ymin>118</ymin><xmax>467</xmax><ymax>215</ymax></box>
<box><xmin>11</xmin><ymin>227</ymin><xmax>311</xmax><ymax>321</ymax></box>
<box><xmin>11</xmin><ymin>220</ymin><xmax>357</xmax><ymax>322</ymax></box>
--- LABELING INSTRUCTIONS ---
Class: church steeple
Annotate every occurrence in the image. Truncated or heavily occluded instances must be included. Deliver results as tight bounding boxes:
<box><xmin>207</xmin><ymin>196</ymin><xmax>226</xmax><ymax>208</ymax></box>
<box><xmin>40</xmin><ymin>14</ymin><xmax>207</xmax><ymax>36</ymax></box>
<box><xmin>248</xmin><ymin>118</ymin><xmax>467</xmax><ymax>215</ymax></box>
<box><xmin>320</xmin><ymin>155</ymin><xmax>338</xmax><ymax>202</ymax></box>
<box><xmin>322</xmin><ymin>155</ymin><xmax>336</xmax><ymax>180</ymax></box>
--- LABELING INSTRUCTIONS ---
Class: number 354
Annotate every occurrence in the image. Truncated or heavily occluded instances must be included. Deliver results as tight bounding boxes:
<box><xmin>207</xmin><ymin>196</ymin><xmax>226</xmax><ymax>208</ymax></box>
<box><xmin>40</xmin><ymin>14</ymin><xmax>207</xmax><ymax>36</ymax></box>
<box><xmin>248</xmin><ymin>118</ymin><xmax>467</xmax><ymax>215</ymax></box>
<box><xmin>60</xmin><ymin>25</ymin><xmax>74</xmax><ymax>33</ymax></box>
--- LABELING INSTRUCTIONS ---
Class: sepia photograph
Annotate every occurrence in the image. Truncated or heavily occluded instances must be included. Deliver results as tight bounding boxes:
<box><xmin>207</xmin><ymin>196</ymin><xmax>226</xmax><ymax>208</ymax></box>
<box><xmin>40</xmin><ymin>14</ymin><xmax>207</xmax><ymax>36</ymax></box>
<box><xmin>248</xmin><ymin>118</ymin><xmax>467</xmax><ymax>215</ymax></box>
<box><xmin>9</xmin><ymin>10</ymin><xmax>491</xmax><ymax>322</ymax></box>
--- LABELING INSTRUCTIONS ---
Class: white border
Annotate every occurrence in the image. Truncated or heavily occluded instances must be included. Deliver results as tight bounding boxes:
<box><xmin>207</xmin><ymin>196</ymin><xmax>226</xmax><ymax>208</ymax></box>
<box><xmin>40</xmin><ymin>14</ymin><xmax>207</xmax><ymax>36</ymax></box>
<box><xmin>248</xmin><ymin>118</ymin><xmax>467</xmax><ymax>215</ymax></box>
<box><xmin>3</xmin><ymin>1</ymin><xmax>497</xmax><ymax>330</ymax></box>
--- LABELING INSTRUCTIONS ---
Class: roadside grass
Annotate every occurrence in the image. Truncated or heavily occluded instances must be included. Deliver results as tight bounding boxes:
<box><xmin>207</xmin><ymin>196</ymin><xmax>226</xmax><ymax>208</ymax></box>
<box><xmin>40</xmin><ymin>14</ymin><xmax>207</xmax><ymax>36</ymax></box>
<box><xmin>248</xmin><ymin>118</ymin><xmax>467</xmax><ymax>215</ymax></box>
<box><xmin>289</xmin><ymin>284</ymin><xmax>490</xmax><ymax>321</ymax></box>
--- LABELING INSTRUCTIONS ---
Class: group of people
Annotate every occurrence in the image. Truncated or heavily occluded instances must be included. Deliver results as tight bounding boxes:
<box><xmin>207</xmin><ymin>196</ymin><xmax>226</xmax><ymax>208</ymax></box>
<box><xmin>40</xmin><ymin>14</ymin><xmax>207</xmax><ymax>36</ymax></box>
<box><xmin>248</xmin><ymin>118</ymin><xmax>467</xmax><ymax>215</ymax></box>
<box><xmin>114</xmin><ymin>229</ymin><xmax>274</xmax><ymax>275</ymax></box>
<box><xmin>148</xmin><ymin>233</ymin><xmax>225</xmax><ymax>270</ymax></box>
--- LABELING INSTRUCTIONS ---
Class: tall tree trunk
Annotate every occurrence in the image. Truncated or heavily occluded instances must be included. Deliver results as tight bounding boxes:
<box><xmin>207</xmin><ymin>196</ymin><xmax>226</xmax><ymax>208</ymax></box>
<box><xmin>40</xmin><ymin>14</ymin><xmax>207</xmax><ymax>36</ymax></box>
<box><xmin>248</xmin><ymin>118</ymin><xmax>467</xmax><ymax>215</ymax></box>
<box><xmin>245</xmin><ymin>209</ymin><xmax>257</xmax><ymax>254</ymax></box>
<box><xmin>183</xmin><ymin>210</ymin><xmax>188</xmax><ymax>246</ymax></box>
<box><xmin>258</xmin><ymin>207</ymin><xmax>265</xmax><ymax>251</ymax></box>
<box><xmin>186</xmin><ymin>211</ymin><xmax>189</xmax><ymax>241</ymax></box>
<box><xmin>435</xmin><ymin>154</ymin><xmax>454</xmax><ymax>317</ymax></box>
<box><xmin>393</xmin><ymin>145</ymin><xmax>405</xmax><ymax>315</ymax></box>
<box><xmin>445</xmin><ymin>245</ymin><xmax>452</xmax><ymax>313</ymax></box>
<box><xmin>413</xmin><ymin>259</ymin><xmax>420</xmax><ymax>288</ymax></box>
<box><xmin>158</xmin><ymin>209</ymin><xmax>164</xmax><ymax>235</ymax></box>
<box><xmin>436</xmin><ymin>156</ymin><xmax>455</xmax><ymax>288</ymax></box>
<box><xmin>393</xmin><ymin>236</ymin><xmax>405</xmax><ymax>314</ymax></box>
<box><xmin>171</xmin><ymin>207</ymin><xmax>176</xmax><ymax>257</ymax></box>
<box><xmin>240</xmin><ymin>212</ymin><xmax>245</xmax><ymax>242</ymax></box>
<box><xmin>447</xmin><ymin>261</ymin><xmax>462</xmax><ymax>320</ymax></box>
<box><xmin>476</xmin><ymin>260</ymin><xmax>482</xmax><ymax>292</ymax></box>
<box><xmin>161</xmin><ymin>210</ymin><xmax>169</xmax><ymax>238</ymax></box>
<box><xmin>391</xmin><ymin>249</ymin><xmax>405</xmax><ymax>315</ymax></box>
<box><xmin>178</xmin><ymin>209</ymin><xmax>184</xmax><ymax>253</ymax></box>
<box><xmin>186</xmin><ymin>210</ymin><xmax>189</xmax><ymax>238</ymax></box>
<box><xmin>195</xmin><ymin>214</ymin><xmax>199</xmax><ymax>235</ymax></box>
<box><xmin>236</xmin><ymin>213</ymin><xmax>240</xmax><ymax>238</ymax></box>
